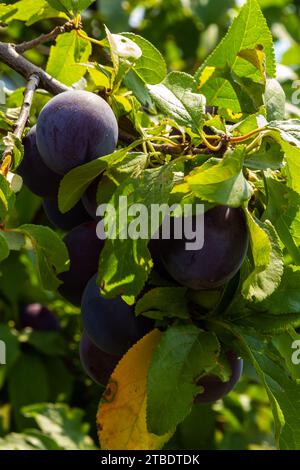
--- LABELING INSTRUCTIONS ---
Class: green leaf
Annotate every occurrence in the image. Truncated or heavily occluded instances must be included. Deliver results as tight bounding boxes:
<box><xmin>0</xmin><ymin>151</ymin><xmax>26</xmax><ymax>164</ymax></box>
<box><xmin>0</xmin><ymin>173</ymin><xmax>15</xmax><ymax>221</ymax></box>
<box><xmin>135</xmin><ymin>287</ymin><xmax>189</xmax><ymax>320</ymax></box>
<box><xmin>272</xmin><ymin>330</ymin><xmax>300</xmax><ymax>381</ymax></box>
<box><xmin>45</xmin><ymin>357</ymin><xmax>73</xmax><ymax>402</ymax></box>
<box><xmin>266</xmin><ymin>120</ymin><xmax>300</xmax><ymax>195</ymax></box>
<box><xmin>26</xmin><ymin>331</ymin><xmax>67</xmax><ymax>357</ymax></box>
<box><xmin>0</xmin><ymin>325</ymin><xmax>20</xmax><ymax>389</ymax></box>
<box><xmin>121</xmin><ymin>33</ymin><xmax>167</xmax><ymax>85</ymax></box>
<box><xmin>46</xmin><ymin>0</ymin><xmax>71</xmax><ymax>13</ymax></box>
<box><xmin>237</xmin><ymin>331</ymin><xmax>300</xmax><ymax>450</ymax></box>
<box><xmin>148</xmin><ymin>72</ymin><xmax>206</xmax><ymax>131</ymax></box>
<box><xmin>195</xmin><ymin>0</ymin><xmax>275</xmax><ymax>110</ymax></box>
<box><xmin>0</xmin><ymin>431</ymin><xmax>59</xmax><ymax>450</ymax></box>
<box><xmin>0</xmin><ymin>231</ymin><xmax>9</xmax><ymax>263</ymax></box>
<box><xmin>264</xmin><ymin>79</ymin><xmax>286</xmax><ymax>121</ymax></box>
<box><xmin>46</xmin><ymin>0</ymin><xmax>92</xmax><ymax>14</ymax></box>
<box><xmin>99</xmin><ymin>164</ymin><xmax>177</xmax><ymax>299</ymax></box>
<box><xmin>242</xmin><ymin>312</ymin><xmax>300</xmax><ymax>334</ymax></box>
<box><xmin>242</xmin><ymin>213</ymin><xmax>284</xmax><ymax>302</ymax></box>
<box><xmin>18</xmin><ymin>225</ymin><xmax>69</xmax><ymax>291</ymax></box>
<box><xmin>147</xmin><ymin>325</ymin><xmax>220</xmax><ymax>435</ymax></box>
<box><xmin>0</xmin><ymin>230</ymin><xmax>25</xmax><ymax>251</ymax></box>
<box><xmin>262</xmin><ymin>175</ymin><xmax>300</xmax><ymax>264</ymax></box>
<box><xmin>0</xmin><ymin>3</ymin><xmax>16</xmax><ymax>22</ymax></box>
<box><xmin>268</xmin><ymin>119</ymin><xmax>300</xmax><ymax>147</ymax></box>
<box><xmin>0</xmin><ymin>0</ymin><xmax>64</xmax><ymax>24</ymax></box>
<box><xmin>58</xmin><ymin>147</ymin><xmax>131</xmax><ymax>213</ymax></box>
<box><xmin>46</xmin><ymin>31</ymin><xmax>92</xmax><ymax>86</ymax></box>
<box><xmin>23</xmin><ymin>403</ymin><xmax>95</xmax><ymax>449</ymax></box>
<box><xmin>244</xmin><ymin>138</ymin><xmax>284</xmax><ymax>170</ymax></box>
<box><xmin>73</xmin><ymin>0</ymin><xmax>95</xmax><ymax>11</ymax></box>
<box><xmin>257</xmin><ymin>266</ymin><xmax>300</xmax><ymax>314</ymax></box>
<box><xmin>0</xmin><ymin>110</ymin><xmax>13</xmax><ymax>131</ymax></box>
<box><xmin>183</xmin><ymin>146</ymin><xmax>252</xmax><ymax>207</ymax></box>
<box><xmin>124</xmin><ymin>70</ymin><xmax>154</xmax><ymax>109</ymax></box>
<box><xmin>7</xmin><ymin>352</ymin><xmax>49</xmax><ymax>430</ymax></box>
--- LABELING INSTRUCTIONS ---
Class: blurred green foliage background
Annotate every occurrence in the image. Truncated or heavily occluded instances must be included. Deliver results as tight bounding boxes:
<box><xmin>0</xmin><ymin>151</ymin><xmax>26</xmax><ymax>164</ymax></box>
<box><xmin>0</xmin><ymin>0</ymin><xmax>300</xmax><ymax>450</ymax></box>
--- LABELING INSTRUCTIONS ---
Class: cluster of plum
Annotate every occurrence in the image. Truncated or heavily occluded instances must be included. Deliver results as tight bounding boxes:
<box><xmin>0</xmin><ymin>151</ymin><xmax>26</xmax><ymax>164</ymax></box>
<box><xmin>18</xmin><ymin>90</ymin><xmax>248</xmax><ymax>403</ymax></box>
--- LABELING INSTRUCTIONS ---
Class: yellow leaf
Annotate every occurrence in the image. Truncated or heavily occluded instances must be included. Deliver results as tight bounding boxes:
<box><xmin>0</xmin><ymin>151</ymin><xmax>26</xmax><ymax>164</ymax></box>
<box><xmin>197</xmin><ymin>66</ymin><xmax>215</xmax><ymax>89</ymax></box>
<box><xmin>97</xmin><ymin>329</ymin><xmax>173</xmax><ymax>450</ymax></box>
<box><xmin>238</xmin><ymin>46</ymin><xmax>266</xmax><ymax>77</ymax></box>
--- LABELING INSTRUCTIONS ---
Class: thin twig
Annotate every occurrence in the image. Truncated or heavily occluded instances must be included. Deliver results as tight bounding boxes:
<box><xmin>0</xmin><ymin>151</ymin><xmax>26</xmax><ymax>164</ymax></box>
<box><xmin>13</xmin><ymin>74</ymin><xmax>40</xmax><ymax>139</ymax></box>
<box><xmin>1</xmin><ymin>73</ymin><xmax>40</xmax><ymax>174</ymax></box>
<box><xmin>118</xmin><ymin>129</ymin><xmax>210</xmax><ymax>156</ymax></box>
<box><xmin>15</xmin><ymin>21</ymin><xmax>76</xmax><ymax>53</ymax></box>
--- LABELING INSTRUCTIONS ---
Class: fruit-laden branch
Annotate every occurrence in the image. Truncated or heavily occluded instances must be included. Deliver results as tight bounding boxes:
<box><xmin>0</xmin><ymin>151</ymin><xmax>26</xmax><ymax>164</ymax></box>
<box><xmin>1</xmin><ymin>73</ymin><xmax>40</xmax><ymax>174</ymax></box>
<box><xmin>0</xmin><ymin>41</ymin><xmax>69</xmax><ymax>95</ymax></box>
<box><xmin>15</xmin><ymin>20</ymin><xmax>77</xmax><ymax>53</ymax></box>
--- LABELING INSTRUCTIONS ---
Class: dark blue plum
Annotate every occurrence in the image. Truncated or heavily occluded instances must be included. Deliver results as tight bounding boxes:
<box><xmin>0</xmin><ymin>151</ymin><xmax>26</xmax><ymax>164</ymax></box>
<box><xmin>195</xmin><ymin>352</ymin><xmax>243</xmax><ymax>404</ymax></box>
<box><xmin>17</xmin><ymin>126</ymin><xmax>61</xmax><ymax>198</ymax></box>
<box><xmin>79</xmin><ymin>331</ymin><xmax>120</xmax><ymax>385</ymax></box>
<box><xmin>81</xmin><ymin>177</ymin><xmax>101</xmax><ymax>219</ymax></box>
<box><xmin>20</xmin><ymin>303</ymin><xmax>60</xmax><ymax>331</ymax></box>
<box><xmin>43</xmin><ymin>198</ymin><xmax>91</xmax><ymax>231</ymax></box>
<box><xmin>81</xmin><ymin>274</ymin><xmax>154</xmax><ymax>356</ymax></box>
<box><xmin>58</xmin><ymin>222</ymin><xmax>104</xmax><ymax>306</ymax></box>
<box><xmin>36</xmin><ymin>90</ymin><xmax>118</xmax><ymax>175</ymax></box>
<box><xmin>157</xmin><ymin>206</ymin><xmax>249</xmax><ymax>290</ymax></box>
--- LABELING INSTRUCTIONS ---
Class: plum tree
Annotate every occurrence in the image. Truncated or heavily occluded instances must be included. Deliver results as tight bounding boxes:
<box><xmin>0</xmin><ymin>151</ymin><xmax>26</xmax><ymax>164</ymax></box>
<box><xmin>81</xmin><ymin>177</ymin><xmax>101</xmax><ymax>219</ymax></box>
<box><xmin>79</xmin><ymin>331</ymin><xmax>120</xmax><ymax>386</ymax></box>
<box><xmin>58</xmin><ymin>222</ymin><xmax>104</xmax><ymax>306</ymax></box>
<box><xmin>19</xmin><ymin>303</ymin><xmax>60</xmax><ymax>331</ymax></box>
<box><xmin>157</xmin><ymin>206</ymin><xmax>249</xmax><ymax>290</ymax></box>
<box><xmin>194</xmin><ymin>352</ymin><xmax>243</xmax><ymax>403</ymax></box>
<box><xmin>36</xmin><ymin>90</ymin><xmax>118</xmax><ymax>175</ymax></box>
<box><xmin>17</xmin><ymin>126</ymin><xmax>62</xmax><ymax>198</ymax></box>
<box><xmin>81</xmin><ymin>274</ymin><xmax>154</xmax><ymax>356</ymax></box>
<box><xmin>43</xmin><ymin>198</ymin><xmax>91</xmax><ymax>231</ymax></box>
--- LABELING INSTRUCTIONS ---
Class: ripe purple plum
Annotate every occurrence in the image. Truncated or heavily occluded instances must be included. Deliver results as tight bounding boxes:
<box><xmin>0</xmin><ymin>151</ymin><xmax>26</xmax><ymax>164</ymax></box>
<box><xmin>36</xmin><ymin>91</ymin><xmax>118</xmax><ymax>175</ymax></box>
<box><xmin>81</xmin><ymin>274</ymin><xmax>154</xmax><ymax>356</ymax></box>
<box><xmin>20</xmin><ymin>303</ymin><xmax>60</xmax><ymax>331</ymax></box>
<box><xmin>195</xmin><ymin>352</ymin><xmax>243</xmax><ymax>404</ymax></box>
<box><xmin>157</xmin><ymin>206</ymin><xmax>249</xmax><ymax>290</ymax></box>
<box><xmin>79</xmin><ymin>332</ymin><xmax>120</xmax><ymax>386</ymax></box>
<box><xmin>17</xmin><ymin>126</ymin><xmax>61</xmax><ymax>198</ymax></box>
<box><xmin>43</xmin><ymin>198</ymin><xmax>91</xmax><ymax>231</ymax></box>
<box><xmin>58</xmin><ymin>222</ymin><xmax>104</xmax><ymax>306</ymax></box>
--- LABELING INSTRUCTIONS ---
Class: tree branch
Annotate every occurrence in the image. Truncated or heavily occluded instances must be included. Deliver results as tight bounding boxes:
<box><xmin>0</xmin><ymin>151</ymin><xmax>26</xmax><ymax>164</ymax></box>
<box><xmin>1</xmin><ymin>73</ymin><xmax>40</xmax><ymax>174</ymax></box>
<box><xmin>15</xmin><ymin>21</ymin><xmax>76</xmax><ymax>53</ymax></box>
<box><xmin>0</xmin><ymin>41</ymin><xmax>69</xmax><ymax>95</ymax></box>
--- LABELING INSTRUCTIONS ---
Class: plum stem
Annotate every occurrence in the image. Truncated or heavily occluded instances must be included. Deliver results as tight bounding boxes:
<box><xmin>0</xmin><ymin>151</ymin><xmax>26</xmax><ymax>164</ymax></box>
<box><xmin>200</xmin><ymin>131</ymin><xmax>224</xmax><ymax>152</ymax></box>
<box><xmin>230</xmin><ymin>127</ymin><xmax>266</xmax><ymax>143</ymax></box>
<box><xmin>1</xmin><ymin>73</ymin><xmax>40</xmax><ymax>175</ymax></box>
<box><xmin>76</xmin><ymin>28</ymin><xmax>104</xmax><ymax>47</ymax></box>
